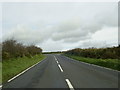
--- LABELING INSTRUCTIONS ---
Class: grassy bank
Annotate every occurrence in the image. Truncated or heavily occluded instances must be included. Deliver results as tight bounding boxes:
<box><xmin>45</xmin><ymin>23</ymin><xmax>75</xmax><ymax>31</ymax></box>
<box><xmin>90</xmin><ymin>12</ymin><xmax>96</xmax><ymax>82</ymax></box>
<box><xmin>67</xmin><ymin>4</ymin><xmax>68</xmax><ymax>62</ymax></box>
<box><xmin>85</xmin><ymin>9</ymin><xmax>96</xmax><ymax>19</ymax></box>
<box><xmin>65</xmin><ymin>54</ymin><xmax>120</xmax><ymax>71</ymax></box>
<box><xmin>2</xmin><ymin>54</ymin><xmax>46</xmax><ymax>83</ymax></box>
<box><xmin>0</xmin><ymin>62</ymin><xmax>1</xmax><ymax>84</ymax></box>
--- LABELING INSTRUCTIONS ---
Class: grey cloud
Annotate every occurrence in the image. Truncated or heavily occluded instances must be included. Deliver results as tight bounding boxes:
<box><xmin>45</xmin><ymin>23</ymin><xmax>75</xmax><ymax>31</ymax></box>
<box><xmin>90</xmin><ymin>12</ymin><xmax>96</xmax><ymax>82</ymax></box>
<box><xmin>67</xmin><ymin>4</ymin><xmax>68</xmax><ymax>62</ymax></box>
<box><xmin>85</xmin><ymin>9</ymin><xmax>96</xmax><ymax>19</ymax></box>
<box><xmin>3</xmin><ymin>10</ymin><xmax>117</xmax><ymax>45</ymax></box>
<box><xmin>40</xmin><ymin>39</ymin><xmax>63</xmax><ymax>52</ymax></box>
<box><xmin>81</xmin><ymin>22</ymin><xmax>102</xmax><ymax>33</ymax></box>
<box><xmin>2</xmin><ymin>2</ymin><xmax>118</xmax><ymax>51</ymax></box>
<box><xmin>50</xmin><ymin>4</ymin><xmax>117</xmax><ymax>43</ymax></box>
<box><xmin>63</xmin><ymin>36</ymin><xmax>91</xmax><ymax>43</ymax></box>
<box><xmin>51</xmin><ymin>29</ymin><xmax>87</xmax><ymax>41</ymax></box>
<box><xmin>78</xmin><ymin>41</ymin><xmax>113</xmax><ymax>48</ymax></box>
<box><xmin>3</xmin><ymin>25</ymin><xmax>47</xmax><ymax>45</ymax></box>
<box><xmin>55</xmin><ymin>19</ymin><xmax>81</xmax><ymax>33</ymax></box>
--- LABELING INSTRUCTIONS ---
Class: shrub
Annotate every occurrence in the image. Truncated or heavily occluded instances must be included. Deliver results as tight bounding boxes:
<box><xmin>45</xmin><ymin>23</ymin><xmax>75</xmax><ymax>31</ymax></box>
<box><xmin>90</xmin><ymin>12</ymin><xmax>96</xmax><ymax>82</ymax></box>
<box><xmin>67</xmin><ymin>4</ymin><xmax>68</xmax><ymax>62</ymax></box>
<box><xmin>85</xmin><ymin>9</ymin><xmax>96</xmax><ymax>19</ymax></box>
<box><xmin>2</xmin><ymin>52</ymin><xmax>10</xmax><ymax>59</ymax></box>
<box><xmin>65</xmin><ymin>46</ymin><xmax>120</xmax><ymax>59</ymax></box>
<box><xmin>2</xmin><ymin>39</ymin><xmax>42</xmax><ymax>60</ymax></box>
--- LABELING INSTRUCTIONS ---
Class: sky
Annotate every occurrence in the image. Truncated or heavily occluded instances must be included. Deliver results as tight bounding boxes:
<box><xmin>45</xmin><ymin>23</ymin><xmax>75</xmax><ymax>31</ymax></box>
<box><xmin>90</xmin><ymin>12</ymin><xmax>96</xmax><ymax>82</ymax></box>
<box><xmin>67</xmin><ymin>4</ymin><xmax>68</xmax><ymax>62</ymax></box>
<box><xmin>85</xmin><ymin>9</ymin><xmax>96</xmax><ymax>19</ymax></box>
<box><xmin>1</xmin><ymin>2</ymin><xmax>118</xmax><ymax>52</ymax></box>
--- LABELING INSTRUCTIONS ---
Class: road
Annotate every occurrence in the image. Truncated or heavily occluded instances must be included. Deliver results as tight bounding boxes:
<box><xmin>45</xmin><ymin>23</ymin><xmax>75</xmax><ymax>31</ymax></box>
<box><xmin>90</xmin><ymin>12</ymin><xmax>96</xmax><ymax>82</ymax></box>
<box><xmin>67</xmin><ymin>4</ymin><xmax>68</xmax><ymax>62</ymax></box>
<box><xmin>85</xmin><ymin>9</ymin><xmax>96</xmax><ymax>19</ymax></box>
<box><xmin>2</xmin><ymin>54</ymin><xmax>118</xmax><ymax>88</ymax></box>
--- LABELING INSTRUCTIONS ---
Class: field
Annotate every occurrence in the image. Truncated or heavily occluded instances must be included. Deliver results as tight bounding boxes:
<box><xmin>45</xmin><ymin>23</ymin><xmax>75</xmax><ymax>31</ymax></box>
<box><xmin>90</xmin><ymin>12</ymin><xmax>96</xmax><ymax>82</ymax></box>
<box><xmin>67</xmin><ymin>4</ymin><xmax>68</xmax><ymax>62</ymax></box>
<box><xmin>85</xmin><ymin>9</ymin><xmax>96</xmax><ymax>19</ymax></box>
<box><xmin>65</xmin><ymin>54</ymin><xmax>120</xmax><ymax>71</ymax></box>
<box><xmin>2</xmin><ymin>54</ymin><xmax>46</xmax><ymax>83</ymax></box>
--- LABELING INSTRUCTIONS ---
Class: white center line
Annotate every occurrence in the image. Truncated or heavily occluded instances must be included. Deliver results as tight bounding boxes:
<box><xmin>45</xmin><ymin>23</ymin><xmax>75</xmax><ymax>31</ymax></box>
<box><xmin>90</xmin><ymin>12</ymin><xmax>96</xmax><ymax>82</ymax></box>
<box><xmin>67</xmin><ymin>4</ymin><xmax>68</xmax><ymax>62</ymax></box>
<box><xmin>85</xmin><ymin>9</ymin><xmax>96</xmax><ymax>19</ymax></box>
<box><xmin>0</xmin><ymin>85</ymin><xmax>2</xmax><ymax>88</ymax></box>
<box><xmin>56</xmin><ymin>60</ymin><xmax>59</xmax><ymax>64</ymax></box>
<box><xmin>54</xmin><ymin>56</ymin><xmax>59</xmax><ymax>63</ymax></box>
<box><xmin>54</xmin><ymin>56</ymin><xmax>57</xmax><ymax>60</ymax></box>
<box><xmin>54</xmin><ymin>56</ymin><xmax>63</xmax><ymax>72</ymax></box>
<box><xmin>58</xmin><ymin>64</ymin><xmax>63</xmax><ymax>72</ymax></box>
<box><xmin>65</xmin><ymin>79</ymin><xmax>74</xmax><ymax>90</ymax></box>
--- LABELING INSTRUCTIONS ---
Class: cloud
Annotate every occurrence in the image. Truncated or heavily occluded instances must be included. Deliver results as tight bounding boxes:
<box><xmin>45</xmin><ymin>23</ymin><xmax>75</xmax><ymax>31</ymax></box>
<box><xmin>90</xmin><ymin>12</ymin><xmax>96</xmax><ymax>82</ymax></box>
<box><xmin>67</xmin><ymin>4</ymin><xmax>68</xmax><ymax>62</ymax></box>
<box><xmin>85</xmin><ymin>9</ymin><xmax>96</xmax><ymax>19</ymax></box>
<box><xmin>40</xmin><ymin>39</ymin><xmax>63</xmax><ymax>52</ymax></box>
<box><xmin>77</xmin><ymin>26</ymin><xmax>118</xmax><ymax>48</ymax></box>
<box><xmin>50</xmin><ymin>6</ymin><xmax>117</xmax><ymax>43</ymax></box>
<box><xmin>78</xmin><ymin>40</ymin><xmax>117</xmax><ymax>49</ymax></box>
<box><xmin>3</xmin><ymin>12</ymin><xmax>117</xmax><ymax>45</ymax></box>
<box><xmin>2</xmin><ymin>2</ymin><xmax>118</xmax><ymax>51</ymax></box>
<box><xmin>3</xmin><ymin>24</ymin><xmax>47</xmax><ymax>45</ymax></box>
<box><xmin>80</xmin><ymin>41</ymin><xmax>109</xmax><ymax>48</ymax></box>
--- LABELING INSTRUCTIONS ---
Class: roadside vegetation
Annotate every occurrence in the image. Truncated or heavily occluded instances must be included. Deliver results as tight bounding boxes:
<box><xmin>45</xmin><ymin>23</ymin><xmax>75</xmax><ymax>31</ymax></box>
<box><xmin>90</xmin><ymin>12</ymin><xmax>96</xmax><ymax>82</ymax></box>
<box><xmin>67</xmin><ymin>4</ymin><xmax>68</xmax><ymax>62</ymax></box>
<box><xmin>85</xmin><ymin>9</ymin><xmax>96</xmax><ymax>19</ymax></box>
<box><xmin>2</xmin><ymin>39</ymin><xmax>46</xmax><ymax>83</ymax></box>
<box><xmin>0</xmin><ymin>44</ymin><xmax>2</xmax><ymax>84</ymax></box>
<box><xmin>0</xmin><ymin>62</ymin><xmax>1</xmax><ymax>84</ymax></box>
<box><xmin>64</xmin><ymin>46</ymin><xmax>120</xmax><ymax>71</ymax></box>
<box><xmin>2</xmin><ymin>39</ymin><xmax>42</xmax><ymax>60</ymax></box>
<box><xmin>3</xmin><ymin>54</ymin><xmax>45</xmax><ymax>83</ymax></box>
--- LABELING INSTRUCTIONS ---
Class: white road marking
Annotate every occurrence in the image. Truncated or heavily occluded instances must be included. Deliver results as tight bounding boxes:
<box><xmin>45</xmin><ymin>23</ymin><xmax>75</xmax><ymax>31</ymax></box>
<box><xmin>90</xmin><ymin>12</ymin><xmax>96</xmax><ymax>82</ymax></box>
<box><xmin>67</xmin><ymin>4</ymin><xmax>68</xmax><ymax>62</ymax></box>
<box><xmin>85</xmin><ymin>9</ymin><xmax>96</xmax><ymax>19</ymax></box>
<box><xmin>54</xmin><ymin>56</ymin><xmax>63</xmax><ymax>72</ymax></box>
<box><xmin>54</xmin><ymin>56</ymin><xmax>59</xmax><ymax>63</ymax></box>
<box><xmin>0</xmin><ymin>85</ymin><xmax>2</xmax><ymax>88</ymax></box>
<box><xmin>8</xmin><ymin>57</ymin><xmax>46</xmax><ymax>82</ymax></box>
<box><xmin>54</xmin><ymin>56</ymin><xmax>57</xmax><ymax>60</ymax></box>
<box><xmin>65</xmin><ymin>79</ymin><xmax>74</xmax><ymax>90</ymax></box>
<box><xmin>56</xmin><ymin>61</ymin><xmax>59</xmax><ymax>64</ymax></box>
<box><xmin>58</xmin><ymin>64</ymin><xmax>63</xmax><ymax>72</ymax></box>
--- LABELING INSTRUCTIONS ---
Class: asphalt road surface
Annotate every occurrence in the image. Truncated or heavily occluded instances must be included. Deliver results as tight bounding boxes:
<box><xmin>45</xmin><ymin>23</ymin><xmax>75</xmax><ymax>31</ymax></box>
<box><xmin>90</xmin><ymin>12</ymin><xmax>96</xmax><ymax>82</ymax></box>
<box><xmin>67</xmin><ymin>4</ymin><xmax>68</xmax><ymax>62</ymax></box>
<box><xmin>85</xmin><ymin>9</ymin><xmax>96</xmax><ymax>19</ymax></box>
<box><xmin>2</xmin><ymin>54</ymin><xmax>118</xmax><ymax>88</ymax></box>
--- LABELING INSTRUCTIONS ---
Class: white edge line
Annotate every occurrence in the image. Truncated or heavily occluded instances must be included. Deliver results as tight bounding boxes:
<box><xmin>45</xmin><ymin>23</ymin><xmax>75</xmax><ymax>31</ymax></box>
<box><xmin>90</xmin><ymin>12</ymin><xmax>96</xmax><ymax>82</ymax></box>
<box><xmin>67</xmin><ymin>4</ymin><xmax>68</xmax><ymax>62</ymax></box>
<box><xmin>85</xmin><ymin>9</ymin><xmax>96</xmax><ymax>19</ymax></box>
<box><xmin>65</xmin><ymin>56</ymin><xmax>120</xmax><ymax>72</ymax></box>
<box><xmin>58</xmin><ymin>64</ymin><xmax>63</xmax><ymax>72</ymax></box>
<box><xmin>65</xmin><ymin>79</ymin><xmax>74</xmax><ymax>90</ymax></box>
<box><xmin>8</xmin><ymin>57</ymin><xmax>47</xmax><ymax>82</ymax></box>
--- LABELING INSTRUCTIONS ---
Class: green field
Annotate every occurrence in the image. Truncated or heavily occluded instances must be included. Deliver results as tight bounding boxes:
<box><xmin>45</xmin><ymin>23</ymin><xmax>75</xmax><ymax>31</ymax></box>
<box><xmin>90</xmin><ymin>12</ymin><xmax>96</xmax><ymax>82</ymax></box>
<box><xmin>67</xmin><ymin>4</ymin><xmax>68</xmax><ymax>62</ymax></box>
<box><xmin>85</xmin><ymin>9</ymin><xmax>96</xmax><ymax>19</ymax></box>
<box><xmin>65</xmin><ymin>54</ymin><xmax>120</xmax><ymax>71</ymax></box>
<box><xmin>2</xmin><ymin>54</ymin><xmax>46</xmax><ymax>83</ymax></box>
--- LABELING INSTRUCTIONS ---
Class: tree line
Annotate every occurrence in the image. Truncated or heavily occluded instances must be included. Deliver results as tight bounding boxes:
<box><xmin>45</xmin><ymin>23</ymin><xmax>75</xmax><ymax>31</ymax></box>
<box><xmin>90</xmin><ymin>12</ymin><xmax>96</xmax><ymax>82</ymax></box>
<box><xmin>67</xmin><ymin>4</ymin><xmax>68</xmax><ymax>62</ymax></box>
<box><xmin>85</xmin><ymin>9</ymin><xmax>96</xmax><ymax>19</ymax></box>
<box><xmin>64</xmin><ymin>46</ymin><xmax>120</xmax><ymax>59</ymax></box>
<box><xmin>2</xmin><ymin>39</ymin><xmax>42</xmax><ymax>60</ymax></box>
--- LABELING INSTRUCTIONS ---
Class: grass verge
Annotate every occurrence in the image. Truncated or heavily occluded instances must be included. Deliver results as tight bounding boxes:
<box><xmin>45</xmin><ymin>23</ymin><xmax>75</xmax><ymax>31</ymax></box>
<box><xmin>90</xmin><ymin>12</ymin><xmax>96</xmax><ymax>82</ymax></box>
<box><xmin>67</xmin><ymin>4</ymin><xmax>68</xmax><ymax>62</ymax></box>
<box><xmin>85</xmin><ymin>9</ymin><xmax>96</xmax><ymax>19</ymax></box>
<box><xmin>2</xmin><ymin>54</ymin><xmax>46</xmax><ymax>83</ymax></box>
<box><xmin>64</xmin><ymin>54</ymin><xmax>120</xmax><ymax>71</ymax></box>
<box><xmin>0</xmin><ymin>62</ymin><xmax>2</xmax><ymax>84</ymax></box>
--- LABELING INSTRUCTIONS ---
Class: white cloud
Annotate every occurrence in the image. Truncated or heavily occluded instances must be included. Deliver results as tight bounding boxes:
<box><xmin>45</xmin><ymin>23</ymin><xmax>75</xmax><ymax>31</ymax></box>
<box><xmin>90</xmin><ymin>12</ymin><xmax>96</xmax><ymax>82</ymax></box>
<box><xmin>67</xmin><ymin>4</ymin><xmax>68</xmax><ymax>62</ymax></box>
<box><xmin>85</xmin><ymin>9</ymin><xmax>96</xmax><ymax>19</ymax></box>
<box><xmin>2</xmin><ymin>2</ymin><xmax>118</xmax><ymax>51</ymax></box>
<box><xmin>77</xmin><ymin>27</ymin><xmax>118</xmax><ymax>48</ymax></box>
